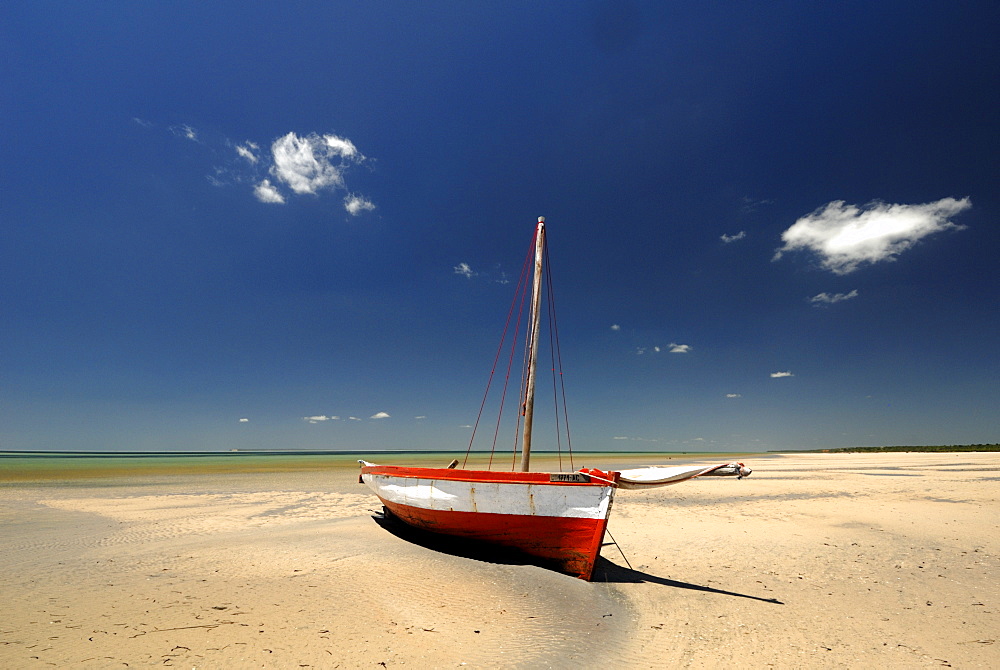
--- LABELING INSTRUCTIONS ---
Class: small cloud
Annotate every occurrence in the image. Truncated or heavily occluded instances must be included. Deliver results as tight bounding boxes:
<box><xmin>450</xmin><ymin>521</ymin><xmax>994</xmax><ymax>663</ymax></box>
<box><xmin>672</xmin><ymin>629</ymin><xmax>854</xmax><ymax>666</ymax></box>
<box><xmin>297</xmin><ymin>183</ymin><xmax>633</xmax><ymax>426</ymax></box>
<box><xmin>236</xmin><ymin>141</ymin><xmax>260</xmax><ymax>163</ymax></box>
<box><xmin>653</xmin><ymin>346</ymin><xmax>661</xmax><ymax>353</ymax></box>
<box><xmin>774</xmin><ymin>197</ymin><xmax>971</xmax><ymax>274</ymax></box>
<box><xmin>721</xmin><ymin>231</ymin><xmax>746</xmax><ymax>244</ymax></box>
<box><xmin>254</xmin><ymin>179</ymin><xmax>286</xmax><ymax>204</ymax></box>
<box><xmin>810</xmin><ymin>289</ymin><xmax>859</xmax><ymax>305</ymax></box>
<box><xmin>132</xmin><ymin>117</ymin><xmax>153</xmax><ymax>128</ymax></box>
<box><xmin>171</xmin><ymin>124</ymin><xmax>198</xmax><ymax>142</ymax></box>
<box><xmin>741</xmin><ymin>197</ymin><xmax>774</xmax><ymax>213</ymax></box>
<box><xmin>370</xmin><ymin>411</ymin><xmax>391</xmax><ymax>419</ymax></box>
<box><xmin>304</xmin><ymin>415</ymin><xmax>333</xmax><ymax>424</ymax></box>
<box><xmin>636</xmin><ymin>347</ymin><xmax>647</xmax><ymax>355</ymax></box>
<box><xmin>610</xmin><ymin>324</ymin><xmax>621</xmax><ymax>331</ymax></box>
<box><xmin>770</xmin><ymin>371</ymin><xmax>794</xmax><ymax>378</ymax></box>
<box><xmin>454</xmin><ymin>262</ymin><xmax>475</xmax><ymax>278</ymax></box>
<box><xmin>239</xmin><ymin>417</ymin><xmax>249</xmax><ymax>422</ymax></box>
<box><xmin>414</xmin><ymin>415</ymin><xmax>427</xmax><ymax>420</ymax></box>
<box><xmin>348</xmin><ymin>416</ymin><xmax>362</xmax><ymax>421</ymax></box>
<box><xmin>613</xmin><ymin>436</ymin><xmax>629</xmax><ymax>440</ymax></box>
<box><xmin>725</xmin><ymin>394</ymin><xmax>742</xmax><ymax>398</ymax></box>
<box><xmin>669</xmin><ymin>343</ymin><xmax>691</xmax><ymax>353</ymax></box>
<box><xmin>270</xmin><ymin>131</ymin><xmax>361</xmax><ymax>196</ymax></box>
<box><xmin>344</xmin><ymin>194</ymin><xmax>375</xmax><ymax>216</ymax></box>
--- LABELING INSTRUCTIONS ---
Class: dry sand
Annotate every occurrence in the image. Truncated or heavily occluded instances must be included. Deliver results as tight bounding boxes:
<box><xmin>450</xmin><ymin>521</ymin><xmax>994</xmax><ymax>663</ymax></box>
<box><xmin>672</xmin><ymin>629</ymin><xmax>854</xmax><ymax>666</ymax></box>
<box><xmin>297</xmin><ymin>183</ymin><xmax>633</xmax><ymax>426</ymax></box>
<box><xmin>1</xmin><ymin>452</ymin><xmax>997</xmax><ymax>668</ymax></box>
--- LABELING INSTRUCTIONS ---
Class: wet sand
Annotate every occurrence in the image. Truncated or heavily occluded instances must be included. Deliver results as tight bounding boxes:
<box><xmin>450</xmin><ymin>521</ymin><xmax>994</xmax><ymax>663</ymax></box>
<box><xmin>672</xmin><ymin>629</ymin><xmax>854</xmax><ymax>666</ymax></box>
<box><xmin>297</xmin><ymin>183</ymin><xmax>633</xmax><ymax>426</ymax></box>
<box><xmin>1</xmin><ymin>452</ymin><xmax>997</xmax><ymax>668</ymax></box>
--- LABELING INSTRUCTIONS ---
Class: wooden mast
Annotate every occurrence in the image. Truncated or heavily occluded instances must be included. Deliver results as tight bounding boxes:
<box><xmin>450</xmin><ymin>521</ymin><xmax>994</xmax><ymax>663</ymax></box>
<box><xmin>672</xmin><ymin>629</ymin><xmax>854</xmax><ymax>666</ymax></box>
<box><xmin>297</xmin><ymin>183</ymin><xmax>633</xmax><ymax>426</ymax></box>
<box><xmin>519</xmin><ymin>217</ymin><xmax>546</xmax><ymax>472</ymax></box>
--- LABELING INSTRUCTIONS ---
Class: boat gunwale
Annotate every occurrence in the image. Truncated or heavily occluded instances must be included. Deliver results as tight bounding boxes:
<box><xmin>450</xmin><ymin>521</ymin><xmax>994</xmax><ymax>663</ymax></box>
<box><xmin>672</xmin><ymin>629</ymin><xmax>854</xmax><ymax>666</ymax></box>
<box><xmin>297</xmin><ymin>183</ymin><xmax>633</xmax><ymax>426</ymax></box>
<box><xmin>360</xmin><ymin>464</ymin><xmax>618</xmax><ymax>486</ymax></box>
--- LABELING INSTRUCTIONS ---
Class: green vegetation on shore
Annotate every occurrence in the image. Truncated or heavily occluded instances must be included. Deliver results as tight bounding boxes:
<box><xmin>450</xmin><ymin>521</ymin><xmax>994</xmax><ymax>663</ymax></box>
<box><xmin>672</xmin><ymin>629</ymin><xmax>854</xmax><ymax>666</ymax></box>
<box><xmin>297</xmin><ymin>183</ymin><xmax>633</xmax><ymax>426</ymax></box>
<box><xmin>781</xmin><ymin>444</ymin><xmax>1000</xmax><ymax>454</ymax></box>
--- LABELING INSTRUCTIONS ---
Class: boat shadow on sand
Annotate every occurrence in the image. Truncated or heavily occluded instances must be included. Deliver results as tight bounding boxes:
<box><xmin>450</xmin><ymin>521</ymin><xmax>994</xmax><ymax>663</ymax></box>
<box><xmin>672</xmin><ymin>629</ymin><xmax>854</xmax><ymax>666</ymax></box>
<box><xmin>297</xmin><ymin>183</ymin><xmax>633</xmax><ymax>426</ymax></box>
<box><xmin>371</xmin><ymin>511</ymin><xmax>782</xmax><ymax>604</ymax></box>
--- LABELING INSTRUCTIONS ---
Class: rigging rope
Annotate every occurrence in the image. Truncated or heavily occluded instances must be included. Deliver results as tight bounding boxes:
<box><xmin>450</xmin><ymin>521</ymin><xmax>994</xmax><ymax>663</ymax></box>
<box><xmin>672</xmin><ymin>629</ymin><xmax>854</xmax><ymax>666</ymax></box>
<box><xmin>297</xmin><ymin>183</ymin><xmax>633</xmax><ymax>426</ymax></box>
<box><xmin>464</xmin><ymin>229</ymin><xmax>536</xmax><ymax>469</ymax></box>
<box><xmin>463</xmin><ymin>224</ymin><xmax>576</xmax><ymax>472</ymax></box>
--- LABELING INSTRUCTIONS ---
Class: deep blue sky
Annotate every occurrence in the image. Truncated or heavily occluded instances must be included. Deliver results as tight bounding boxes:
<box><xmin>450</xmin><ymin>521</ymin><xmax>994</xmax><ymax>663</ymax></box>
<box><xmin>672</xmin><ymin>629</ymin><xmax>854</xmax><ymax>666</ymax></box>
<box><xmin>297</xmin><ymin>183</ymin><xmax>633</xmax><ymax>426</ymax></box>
<box><xmin>2</xmin><ymin>1</ymin><xmax>997</xmax><ymax>452</ymax></box>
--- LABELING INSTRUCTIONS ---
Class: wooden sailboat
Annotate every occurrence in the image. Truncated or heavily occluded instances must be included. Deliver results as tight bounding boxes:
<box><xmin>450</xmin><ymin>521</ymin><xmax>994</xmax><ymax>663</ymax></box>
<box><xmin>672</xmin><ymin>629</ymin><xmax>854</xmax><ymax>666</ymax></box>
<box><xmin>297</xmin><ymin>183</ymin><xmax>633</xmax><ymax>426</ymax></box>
<box><xmin>360</xmin><ymin>217</ymin><xmax>750</xmax><ymax>580</ymax></box>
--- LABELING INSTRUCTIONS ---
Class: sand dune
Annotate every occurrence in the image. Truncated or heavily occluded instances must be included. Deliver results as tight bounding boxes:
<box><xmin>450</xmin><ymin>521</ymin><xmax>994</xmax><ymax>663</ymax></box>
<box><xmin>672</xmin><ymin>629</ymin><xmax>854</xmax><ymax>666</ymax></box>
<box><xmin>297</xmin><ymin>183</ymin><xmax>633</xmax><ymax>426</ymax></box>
<box><xmin>1</xmin><ymin>452</ymin><xmax>997</xmax><ymax>668</ymax></box>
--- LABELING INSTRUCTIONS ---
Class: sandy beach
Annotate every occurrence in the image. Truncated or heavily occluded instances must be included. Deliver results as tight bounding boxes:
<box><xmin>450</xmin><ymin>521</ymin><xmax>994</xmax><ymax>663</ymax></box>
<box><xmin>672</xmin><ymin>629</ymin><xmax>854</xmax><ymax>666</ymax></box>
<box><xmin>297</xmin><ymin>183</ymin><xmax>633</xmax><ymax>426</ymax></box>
<box><xmin>1</xmin><ymin>452</ymin><xmax>997</xmax><ymax>668</ymax></box>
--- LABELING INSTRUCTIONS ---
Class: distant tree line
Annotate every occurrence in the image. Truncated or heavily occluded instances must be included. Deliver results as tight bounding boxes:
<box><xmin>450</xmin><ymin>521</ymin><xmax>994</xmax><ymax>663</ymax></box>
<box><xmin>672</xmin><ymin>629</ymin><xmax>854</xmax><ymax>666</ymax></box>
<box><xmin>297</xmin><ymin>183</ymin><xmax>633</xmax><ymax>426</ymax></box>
<box><xmin>786</xmin><ymin>444</ymin><xmax>1000</xmax><ymax>453</ymax></box>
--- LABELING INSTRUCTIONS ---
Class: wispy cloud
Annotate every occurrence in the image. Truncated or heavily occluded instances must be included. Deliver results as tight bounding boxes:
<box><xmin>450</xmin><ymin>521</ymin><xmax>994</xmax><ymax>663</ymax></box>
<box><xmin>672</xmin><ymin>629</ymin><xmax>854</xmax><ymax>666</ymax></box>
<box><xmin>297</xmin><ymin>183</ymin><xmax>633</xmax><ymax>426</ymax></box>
<box><xmin>610</xmin><ymin>324</ymin><xmax>621</xmax><ymax>331</ymax></box>
<box><xmin>454</xmin><ymin>262</ymin><xmax>475</xmax><ymax>278</ymax></box>
<box><xmin>238</xmin><ymin>417</ymin><xmax>249</xmax><ymax>422</ymax></box>
<box><xmin>250</xmin><ymin>132</ymin><xmax>373</xmax><ymax>214</ymax></box>
<box><xmin>774</xmin><ymin>197</ymin><xmax>971</xmax><ymax>274</ymax></box>
<box><xmin>304</xmin><ymin>415</ymin><xmax>338</xmax><ymax>424</ymax></box>
<box><xmin>344</xmin><ymin>195</ymin><xmax>375</xmax><ymax>216</ymax></box>
<box><xmin>158</xmin><ymin>122</ymin><xmax>376</xmax><ymax>215</ymax></box>
<box><xmin>235</xmin><ymin>141</ymin><xmax>260</xmax><ymax>163</ymax></box>
<box><xmin>170</xmin><ymin>124</ymin><xmax>199</xmax><ymax>142</ymax></box>
<box><xmin>770</xmin><ymin>371</ymin><xmax>794</xmax><ymax>378</ymax></box>
<box><xmin>725</xmin><ymin>393</ymin><xmax>742</xmax><ymax>398</ymax></box>
<box><xmin>741</xmin><ymin>197</ymin><xmax>774</xmax><ymax>213</ymax></box>
<box><xmin>270</xmin><ymin>132</ymin><xmax>356</xmax><ymax>195</ymax></box>
<box><xmin>810</xmin><ymin>289</ymin><xmax>859</xmax><ymax>305</ymax></box>
<box><xmin>254</xmin><ymin>179</ymin><xmax>286</xmax><ymax>204</ymax></box>
<box><xmin>669</xmin><ymin>343</ymin><xmax>691</xmax><ymax>353</ymax></box>
<box><xmin>721</xmin><ymin>231</ymin><xmax>746</xmax><ymax>243</ymax></box>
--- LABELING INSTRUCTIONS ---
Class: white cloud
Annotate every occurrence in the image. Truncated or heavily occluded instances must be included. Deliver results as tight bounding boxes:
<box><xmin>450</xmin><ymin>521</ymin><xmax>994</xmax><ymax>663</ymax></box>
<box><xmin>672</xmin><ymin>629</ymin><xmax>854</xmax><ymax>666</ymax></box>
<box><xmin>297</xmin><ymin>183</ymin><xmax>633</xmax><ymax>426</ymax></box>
<box><xmin>236</xmin><ymin>141</ymin><xmax>260</xmax><ymax>163</ymax></box>
<box><xmin>304</xmin><ymin>415</ymin><xmax>335</xmax><ymax>424</ymax></box>
<box><xmin>454</xmin><ymin>262</ymin><xmax>475</xmax><ymax>278</ymax></box>
<box><xmin>171</xmin><ymin>124</ymin><xmax>198</xmax><ymax>141</ymax></box>
<box><xmin>742</xmin><ymin>197</ymin><xmax>775</xmax><ymax>213</ymax></box>
<box><xmin>172</xmin><ymin>126</ymin><xmax>376</xmax><ymax>211</ymax></box>
<box><xmin>610</xmin><ymin>324</ymin><xmax>621</xmax><ymax>331</ymax></box>
<box><xmin>415</xmin><ymin>415</ymin><xmax>427</xmax><ymax>420</ymax></box>
<box><xmin>669</xmin><ymin>343</ymin><xmax>691</xmax><ymax>353</ymax></box>
<box><xmin>725</xmin><ymin>394</ymin><xmax>742</xmax><ymax>398</ymax></box>
<box><xmin>324</xmin><ymin>134</ymin><xmax>359</xmax><ymax>158</ymax></box>
<box><xmin>254</xmin><ymin>179</ymin><xmax>286</xmax><ymax>204</ymax></box>
<box><xmin>348</xmin><ymin>416</ymin><xmax>362</xmax><ymax>421</ymax></box>
<box><xmin>810</xmin><ymin>289</ymin><xmax>859</xmax><ymax>305</ymax></box>
<box><xmin>721</xmin><ymin>231</ymin><xmax>746</xmax><ymax>243</ymax></box>
<box><xmin>269</xmin><ymin>132</ymin><xmax>363</xmax><ymax>196</ymax></box>
<box><xmin>653</xmin><ymin>346</ymin><xmax>661</xmax><ymax>353</ymax></box>
<box><xmin>344</xmin><ymin>194</ymin><xmax>375</xmax><ymax>216</ymax></box>
<box><xmin>239</xmin><ymin>417</ymin><xmax>249</xmax><ymax>422</ymax></box>
<box><xmin>613</xmin><ymin>436</ymin><xmax>629</xmax><ymax>440</ymax></box>
<box><xmin>774</xmin><ymin>197</ymin><xmax>971</xmax><ymax>274</ymax></box>
<box><xmin>770</xmin><ymin>371</ymin><xmax>794</xmax><ymax>378</ymax></box>
<box><xmin>370</xmin><ymin>411</ymin><xmax>391</xmax><ymax>419</ymax></box>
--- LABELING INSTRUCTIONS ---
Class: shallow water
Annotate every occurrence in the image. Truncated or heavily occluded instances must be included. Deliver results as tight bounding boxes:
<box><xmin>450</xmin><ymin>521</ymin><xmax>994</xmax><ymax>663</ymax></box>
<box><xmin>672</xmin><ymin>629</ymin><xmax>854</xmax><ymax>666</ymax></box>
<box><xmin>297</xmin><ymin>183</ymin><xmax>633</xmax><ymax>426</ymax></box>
<box><xmin>0</xmin><ymin>450</ymin><xmax>756</xmax><ymax>483</ymax></box>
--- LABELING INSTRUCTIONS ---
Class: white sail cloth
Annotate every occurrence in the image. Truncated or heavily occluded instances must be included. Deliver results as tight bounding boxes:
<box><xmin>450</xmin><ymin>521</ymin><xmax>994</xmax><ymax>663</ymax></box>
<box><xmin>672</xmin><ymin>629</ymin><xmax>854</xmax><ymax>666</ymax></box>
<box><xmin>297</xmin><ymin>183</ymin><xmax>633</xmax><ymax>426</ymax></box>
<box><xmin>616</xmin><ymin>462</ymin><xmax>751</xmax><ymax>489</ymax></box>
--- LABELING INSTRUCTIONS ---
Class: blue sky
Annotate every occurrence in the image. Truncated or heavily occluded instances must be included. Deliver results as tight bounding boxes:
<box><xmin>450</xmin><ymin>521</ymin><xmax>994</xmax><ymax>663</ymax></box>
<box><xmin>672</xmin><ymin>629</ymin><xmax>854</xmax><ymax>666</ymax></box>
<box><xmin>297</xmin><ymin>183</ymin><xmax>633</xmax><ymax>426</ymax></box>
<box><xmin>2</xmin><ymin>2</ymin><xmax>997</xmax><ymax>453</ymax></box>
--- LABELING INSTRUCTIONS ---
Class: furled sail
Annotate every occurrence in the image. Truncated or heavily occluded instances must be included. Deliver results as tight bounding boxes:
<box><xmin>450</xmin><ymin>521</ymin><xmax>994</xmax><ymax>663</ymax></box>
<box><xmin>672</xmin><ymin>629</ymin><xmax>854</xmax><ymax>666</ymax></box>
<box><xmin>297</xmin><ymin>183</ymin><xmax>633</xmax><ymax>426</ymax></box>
<box><xmin>616</xmin><ymin>462</ymin><xmax>751</xmax><ymax>489</ymax></box>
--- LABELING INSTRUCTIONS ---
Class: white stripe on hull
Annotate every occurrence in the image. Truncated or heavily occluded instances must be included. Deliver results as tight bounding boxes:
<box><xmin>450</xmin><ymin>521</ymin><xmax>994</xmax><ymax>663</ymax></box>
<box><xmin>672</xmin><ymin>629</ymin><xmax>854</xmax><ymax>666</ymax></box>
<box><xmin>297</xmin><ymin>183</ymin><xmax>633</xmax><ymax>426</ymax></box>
<box><xmin>363</xmin><ymin>473</ymin><xmax>615</xmax><ymax>519</ymax></box>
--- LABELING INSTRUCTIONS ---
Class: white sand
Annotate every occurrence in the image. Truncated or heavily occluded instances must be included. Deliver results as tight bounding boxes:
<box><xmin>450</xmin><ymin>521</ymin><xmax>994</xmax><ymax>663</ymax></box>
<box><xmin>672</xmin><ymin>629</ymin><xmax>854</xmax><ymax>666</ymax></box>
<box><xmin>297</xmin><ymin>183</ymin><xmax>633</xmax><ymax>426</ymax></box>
<box><xmin>1</xmin><ymin>452</ymin><xmax>997</xmax><ymax>668</ymax></box>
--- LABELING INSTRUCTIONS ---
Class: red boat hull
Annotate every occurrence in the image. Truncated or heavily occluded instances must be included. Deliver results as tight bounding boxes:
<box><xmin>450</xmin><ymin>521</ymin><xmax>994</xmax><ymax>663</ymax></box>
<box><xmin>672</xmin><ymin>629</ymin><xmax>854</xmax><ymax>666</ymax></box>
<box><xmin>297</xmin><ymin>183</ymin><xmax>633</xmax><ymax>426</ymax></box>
<box><xmin>360</xmin><ymin>464</ymin><xmax>617</xmax><ymax>580</ymax></box>
<box><xmin>381</xmin><ymin>500</ymin><xmax>610</xmax><ymax>580</ymax></box>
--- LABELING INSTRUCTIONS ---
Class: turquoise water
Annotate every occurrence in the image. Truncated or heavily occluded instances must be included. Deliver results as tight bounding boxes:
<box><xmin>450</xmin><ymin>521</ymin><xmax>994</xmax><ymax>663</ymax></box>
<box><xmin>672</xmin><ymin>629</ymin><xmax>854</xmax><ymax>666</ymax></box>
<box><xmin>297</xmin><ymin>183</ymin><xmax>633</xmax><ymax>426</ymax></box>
<box><xmin>0</xmin><ymin>450</ymin><xmax>754</xmax><ymax>482</ymax></box>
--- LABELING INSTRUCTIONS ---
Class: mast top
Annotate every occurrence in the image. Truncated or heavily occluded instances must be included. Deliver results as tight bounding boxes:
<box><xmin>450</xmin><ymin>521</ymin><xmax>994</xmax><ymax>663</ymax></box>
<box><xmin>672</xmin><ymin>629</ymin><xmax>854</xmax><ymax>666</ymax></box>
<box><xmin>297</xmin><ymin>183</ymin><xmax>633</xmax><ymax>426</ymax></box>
<box><xmin>538</xmin><ymin>216</ymin><xmax>545</xmax><ymax>223</ymax></box>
